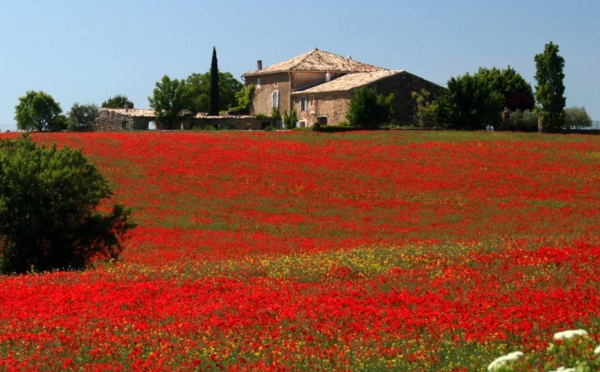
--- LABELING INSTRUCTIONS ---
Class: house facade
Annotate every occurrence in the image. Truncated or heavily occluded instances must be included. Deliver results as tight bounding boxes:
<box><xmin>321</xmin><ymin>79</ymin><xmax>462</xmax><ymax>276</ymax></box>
<box><xmin>242</xmin><ymin>49</ymin><xmax>444</xmax><ymax>127</ymax></box>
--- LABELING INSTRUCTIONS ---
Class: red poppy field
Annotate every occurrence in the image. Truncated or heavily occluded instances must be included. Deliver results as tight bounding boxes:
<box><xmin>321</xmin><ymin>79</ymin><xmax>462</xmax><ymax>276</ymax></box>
<box><xmin>0</xmin><ymin>130</ymin><xmax>599</xmax><ymax>371</ymax></box>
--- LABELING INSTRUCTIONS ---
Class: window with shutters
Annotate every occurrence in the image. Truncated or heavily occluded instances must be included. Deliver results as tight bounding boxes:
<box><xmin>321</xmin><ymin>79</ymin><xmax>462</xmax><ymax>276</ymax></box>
<box><xmin>271</xmin><ymin>90</ymin><xmax>280</xmax><ymax>108</ymax></box>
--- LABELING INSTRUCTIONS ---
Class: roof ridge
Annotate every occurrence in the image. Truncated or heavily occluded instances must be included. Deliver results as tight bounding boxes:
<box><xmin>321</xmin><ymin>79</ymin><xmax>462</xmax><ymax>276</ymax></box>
<box><xmin>291</xmin><ymin>48</ymin><xmax>320</xmax><ymax>70</ymax></box>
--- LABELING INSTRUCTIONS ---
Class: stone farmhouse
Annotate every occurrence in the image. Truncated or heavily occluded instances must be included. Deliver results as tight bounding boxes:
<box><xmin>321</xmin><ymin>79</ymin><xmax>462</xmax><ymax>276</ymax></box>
<box><xmin>242</xmin><ymin>49</ymin><xmax>444</xmax><ymax>127</ymax></box>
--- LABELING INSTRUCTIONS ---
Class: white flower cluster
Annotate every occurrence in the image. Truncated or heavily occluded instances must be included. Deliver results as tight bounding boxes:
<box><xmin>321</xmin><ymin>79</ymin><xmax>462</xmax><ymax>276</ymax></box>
<box><xmin>487</xmin><ymin>351</ymin><xmax>524</xmax><ymax>371</ymax></box>
<box><xmin>548</xmin><ymin>367</ymin><xmax>575</xmax><ymax>372</ymax></box>
<box><xmin>553</xmin><ymin>329</ymin><xmax>588</xmax><ymax>341</ymax></box>
<box><xmin>489</xmin><ymin>329</ymin><xmax>600</xmax><ymax>371</ymax></box>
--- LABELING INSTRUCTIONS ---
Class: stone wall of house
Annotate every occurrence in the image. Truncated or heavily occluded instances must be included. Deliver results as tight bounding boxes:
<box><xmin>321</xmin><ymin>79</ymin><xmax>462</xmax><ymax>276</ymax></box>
<box><xmin>308</xmin><ymin>93</ymin><xmax>351</xmax><ymax>126</ymax></box>
<box><xmin>370</xmin><ymin>72</ymin><xmax>445</xmax><ymax>126</ymax></box>
<box><xmin>294</xmin><ymin>72</ymin><xmax>445</xmax><ymax>127</ymax></box>
<box><xmin>246</xmin><ymin>72</ymin><xmax>291</xmax><ymax>117</ymax></box>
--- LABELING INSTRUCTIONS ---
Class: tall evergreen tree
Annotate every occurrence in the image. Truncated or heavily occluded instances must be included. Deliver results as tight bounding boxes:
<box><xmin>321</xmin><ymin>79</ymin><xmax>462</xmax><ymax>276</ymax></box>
<box><xmin>534</xmin><ymin>42</ymin><xmax>566</xmax><ymax>132</ymax></box>
<box><xmin>208</xmin><ymin>47</ymin><xmax>220</xmax><ymax>116</ymax></box>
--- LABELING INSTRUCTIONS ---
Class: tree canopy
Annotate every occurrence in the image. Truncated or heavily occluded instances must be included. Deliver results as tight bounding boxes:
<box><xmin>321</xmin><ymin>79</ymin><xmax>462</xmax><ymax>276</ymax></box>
<box><xmin>185</xmin><ymin>72</ymin><xmax>243</xmax><ymax>114</ymax></box>
<box><xmin>535</xmin><ymin>42</ymin><xmax>566</xmax><ymax>132</ymax></box>
<box><xmin>101</xmin><ymin>95</ymin><xmax>135</xmax><ymax>109</ymax></box>
<box><xmin>15</xmin><ymin>91</ymin><xmax>62</xmax><ymax>131</ymax></box>
<box><xmin>476</xmin><ymin>67</ymin><xmax>534</xmax><ymax>111</ymax></box>
<box><xmin>346</xmin><ymin>86</ymin><xmax>394</xmax><ymax>129</ymax></box>
<box><xmin>564</xmin><ymin>106</ymin><xmax>592</xmax><ymax>129</ymax></box>
<box><xmin>435</xmin><ymin>66</ymin><xmax>533</xmax><ymax>130</ymax></box>
<box><xmin>0</xmin><ymin>135</ymin><xmax>134</xmax><ymax>274</ymax></box>
<box><xmin>436</xmin><ymin>73</ymin><xmax>504</xmax><ymax>130</ymax></box>
<box><xmin>68</xmin><ymin>103</ymin><xmax>99</xmax><ymax>132</ymax></box>
<box><xmin>148</xmin><ymin>75</ymin><xmax>191</xmax><ymax>130</ymax></box>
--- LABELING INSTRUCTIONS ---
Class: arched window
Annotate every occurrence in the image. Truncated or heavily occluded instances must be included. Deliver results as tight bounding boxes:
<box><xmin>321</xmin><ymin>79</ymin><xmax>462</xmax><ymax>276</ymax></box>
<box><xmin>271</xmin><ymin>90</ymin><xmax>280</xmax><ymax>109</ymax></box>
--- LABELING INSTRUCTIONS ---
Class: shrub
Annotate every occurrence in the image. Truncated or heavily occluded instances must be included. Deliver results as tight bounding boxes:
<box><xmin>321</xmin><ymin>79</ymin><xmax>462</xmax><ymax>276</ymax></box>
<box><xmin>346</xmin><ymin>86</ymin><xmax>394</xmax><ymax>129</ymax></box>
<box><xmin>565</xmin><ymin>106</ymin><xmax>592</xmax><ymax>129</ymax></box>
<box><xmin>0</xmin><ymin>135</ymin><xmax>135</xmax><ymax>274</ymax></box>
<box><xmin>505</xmin><ymin>110</ymin><xmax>538</xmax><ymax>132</ymax></box>
<box><xmin>283</xmin><ymin>108</ymin><xmax>298</xmax><ymax>129</ymax></box>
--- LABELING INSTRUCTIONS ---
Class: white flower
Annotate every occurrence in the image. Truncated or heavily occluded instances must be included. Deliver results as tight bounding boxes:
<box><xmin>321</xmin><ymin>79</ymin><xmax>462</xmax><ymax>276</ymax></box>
<box><xmin>553</xmin><ymin>329</ymin><xmax>588</xmax><ymax>341</ymax></box>
<box><xmin>487</xmin><ymin>351</ymin><xmax>524</xmax><ymax>371</ymax></box>
<box><xmin>548</xmin><ymin>367</ymin><xmax>575</xmax><ymax>372</ymax></box>
<box><xmin>594</xmin><ymin>344</ymin><xmax>600</xmax><ymax>355</ymax></box>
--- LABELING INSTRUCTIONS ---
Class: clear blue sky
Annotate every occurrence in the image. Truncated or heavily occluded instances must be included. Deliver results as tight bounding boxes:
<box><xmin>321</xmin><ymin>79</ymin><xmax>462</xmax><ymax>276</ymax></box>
<box><xmin>1</xmin><ymin>0</ymin><xmax>599</xmax><ymax>131</ymax></box>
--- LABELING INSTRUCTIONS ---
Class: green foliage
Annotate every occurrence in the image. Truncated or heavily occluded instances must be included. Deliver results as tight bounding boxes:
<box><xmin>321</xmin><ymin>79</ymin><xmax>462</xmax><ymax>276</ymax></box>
<box><xmin>283</xmin><ymin>108</ymin><xmax>298</xmax><ymax>129</ymax></box>
<box><xmin>230</xmin><ymin>84</ymin><xmax>255</xmax><ymax>114</ymax></box>
<box><xmin>476</xmin><ymin>67</ymin><xmax>534</xmax><ymax>111</ymax></box>
<box><xmin>49</xmin><ymin>115</ymin><xmax>68</xmax><ymax>132</ymax></box>
<box><xmin>346</xmin><ymin>86</ymin><xmax>394</xmax><ymax>129</ymax></box>
<box><xmin>271</xmin><ymin>107</ymin><xmax>282</xmax><ymax>128</ymax></box>
<box><xmin>208</xmin><ymin>47</ymin><xmax>220</xmax><ymax>116</ymax></box>
<box><xmin>436</xmin><ymin>72</ymin><xmax>504</xmax><ymax>130</ymax></box>
<box><xmin>565</xmin><ymin>106</ymin><xmax>592</xmax><ymax>129</ymax></box>
<box><xmin>435</xmin><ymin>66</ymin><xmax>533</xmax><ymax>130</ymax></box>
<box><xmin>505</xmin><ymin>110</ymin><xmax>538</xmax><ymax>132</ymax></box>
<box><xmin>148</xmin><ymin>75</ymin><xmax>191</xmax><ymax>130</ymax></box>
<box><xmin>535</xmin><ymin>42</ymin><xmax>566</xmax><ymax>132</ymax></box>
<box><xmin>185</xmin><ymin>72</ymin><xmax>244</xmax><ymax>114</ymax></box>
<box><xmin>15</xmin><ymin>91</ymin><xmax>63</xmax><ymax>131</ymax></box>
<box><xmin>0</xmin><ymin>135</ymin><xmax>134</xmax><ymax>274</ymax></box>
<box><xmin>68</xmin><ymin>103</ymin><xmax>99</xmax><ymax>132</ymax></box>
<box><xmin>101</xmin><ymin>95</ymin><xmax>134</xmax><ymax>109</ymax></box>
<box><xmin>411</xmin><ymin>89</ymin><xmax>438</xmax><ymax>128</ymax></box>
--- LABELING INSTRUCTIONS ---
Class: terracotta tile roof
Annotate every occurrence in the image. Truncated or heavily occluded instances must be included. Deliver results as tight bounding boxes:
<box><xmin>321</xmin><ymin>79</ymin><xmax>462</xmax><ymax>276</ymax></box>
<box><xmin>291</xmin><ymin>70</ymin><xmax>405</xmax><ymax>94</ymax></box>
<box><xmin>243</xmin><ymin>49</ymin><xmax>386</xmax><ymax>76</ymax></box>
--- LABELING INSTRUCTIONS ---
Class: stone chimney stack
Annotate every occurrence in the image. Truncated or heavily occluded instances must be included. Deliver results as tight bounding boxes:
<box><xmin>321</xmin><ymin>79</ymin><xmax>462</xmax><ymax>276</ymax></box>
<box><xmin>257</xmin><ymin>60</ymin><xmax>263</xmax><ymax>70</ymax></box>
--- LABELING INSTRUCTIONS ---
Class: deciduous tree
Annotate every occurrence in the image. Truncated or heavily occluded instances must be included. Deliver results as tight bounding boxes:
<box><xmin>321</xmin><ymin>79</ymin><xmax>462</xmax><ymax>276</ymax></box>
<box><xmin>68</xmin><ymin>103</ymin><xmax>99</xmax><ymax>132</ymax></box>
<box><xmin>411</xmin><ymin>89</ymin><xmax>438</xmax><ymax>128</ymax></box>
<box><xmin>436</xmin><ymin>73</ymin><xmax>503</xmax><ymax>130</ymax></box>
<box><xmin>564</xmin><ymin>106</ymin><xmax>592</xmax><ymax>129</ymax></box>
<box><xmin>477</xmin><ymin>67</ymin><xmax>534</xmax><ymax>111</ymax></box>
<box><xmin>186</xmin><ymin>72</ymin><xmax>243</xmax><ymax>114</ymax></box>
<box><xmin>346</xmin><ymin>86</ymin><xmax>394</xmax><ymax>129</ymax></box>
<box><xmin>101</xmin><ymin>95</ymin><xmax>134</xmax><ymax>109</ymax></box>
<box><xmin>148</xmin><ymin>75</ymin><xmax>191</xmax><ymax>130</ymax></box>
<box><xmin>15</xmin><ymin>91</ymin><xmax>62</xmax><ymax>131</ymax></box>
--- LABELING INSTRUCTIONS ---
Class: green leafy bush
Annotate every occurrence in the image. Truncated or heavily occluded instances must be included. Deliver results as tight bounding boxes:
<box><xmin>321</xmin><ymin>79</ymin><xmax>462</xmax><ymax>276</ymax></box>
<box><xmin>346</xmin><ymin>86</ymin><xmax>394</xmax><ymax>129</ymax></box>
<box><xmin>0</xmin><ymin>135</ymin><xmax>135</xmax><ymax>274</ymax></box>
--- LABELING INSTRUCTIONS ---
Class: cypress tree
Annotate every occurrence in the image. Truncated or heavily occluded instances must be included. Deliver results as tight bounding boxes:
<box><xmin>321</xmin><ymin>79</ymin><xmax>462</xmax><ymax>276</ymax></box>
<box><xmin>208</xmin><ymin>47</ymin><xmax>220</xmax><ymax>116</ymax></box>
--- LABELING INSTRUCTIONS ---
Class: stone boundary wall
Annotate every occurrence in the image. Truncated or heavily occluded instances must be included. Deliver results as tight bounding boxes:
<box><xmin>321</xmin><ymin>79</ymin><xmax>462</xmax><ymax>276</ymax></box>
<box><xmin>187</xmin><ymin>116</ymin><xmax>261</xmax><ymax>130</ymax></box>
<box><xmin>93</xmin><ymin>109</ymin><xmax>155</xmax><ymax>131</ymax></box>
<box><xmin>93</xmin><ymin>108</ymin><xmax>261</xmax><ymax>131</ymax></box>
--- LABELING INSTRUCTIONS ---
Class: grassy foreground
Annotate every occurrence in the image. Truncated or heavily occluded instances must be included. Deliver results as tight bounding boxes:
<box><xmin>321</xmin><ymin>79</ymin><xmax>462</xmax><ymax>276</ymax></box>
<box><xmin>0</xmin><ymin>130</ymin><xmax>599</xmax><ymax>371</ymax></box>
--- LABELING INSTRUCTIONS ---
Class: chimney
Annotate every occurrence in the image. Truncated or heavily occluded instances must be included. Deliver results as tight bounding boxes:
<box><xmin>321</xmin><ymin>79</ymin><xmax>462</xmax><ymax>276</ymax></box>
<box><xmin>257</xmin><ymin>60</ymin><xmax>263</xmax><ymax>70</ymax></box>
